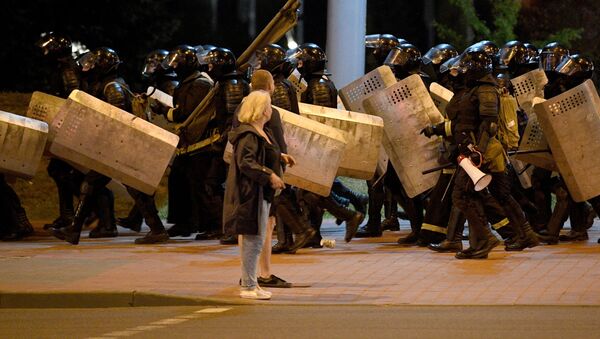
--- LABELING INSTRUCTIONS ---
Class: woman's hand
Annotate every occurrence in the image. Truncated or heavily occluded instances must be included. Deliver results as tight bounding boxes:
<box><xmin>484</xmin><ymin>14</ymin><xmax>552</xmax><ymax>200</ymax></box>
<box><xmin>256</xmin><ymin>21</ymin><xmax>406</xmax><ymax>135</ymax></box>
<box><xmin>281</xmin><ymin>153</ymin><xmax>296</xmax><ymax>167</ymax></box>
<box><xmin>269</xmin><ymin>173</ymin><xmax>286</xmax><ymax>190</ymax></box>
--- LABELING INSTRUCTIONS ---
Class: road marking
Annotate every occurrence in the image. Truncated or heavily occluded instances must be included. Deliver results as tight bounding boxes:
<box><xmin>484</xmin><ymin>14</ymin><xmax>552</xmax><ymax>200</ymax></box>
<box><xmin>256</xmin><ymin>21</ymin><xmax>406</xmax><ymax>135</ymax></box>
<box><xmin>87</xmin><ymin>307</ymin><xmax>232</xmax><ymax>338</ymax></box>
<box><xmin>195</xmin><ymin>307</ymin><xmax>232</xmax><ymax>313</ymax></box>
<box><xmin>150</xmin><ymin>318</ymin><xmax>188</xmax><ymax>325</ymax></box>
<box><xmin>130</xmin><ymin>325</ymin><xmax>164</xmax><ymax>331</ymax></box>
<box><xmin>103</xmin><ymin>331</ymin><xmax>139</xmax><ymax>337</ymax></box>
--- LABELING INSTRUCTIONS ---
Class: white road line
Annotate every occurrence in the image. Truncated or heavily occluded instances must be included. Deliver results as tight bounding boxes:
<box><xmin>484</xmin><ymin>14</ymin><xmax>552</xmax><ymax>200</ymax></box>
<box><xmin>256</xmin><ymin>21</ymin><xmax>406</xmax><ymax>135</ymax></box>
<box><xmin>150</xmin><ymin>318</ymin><xmax>189</xmax><ymax>325</ymax></box>
<box><xmin>194</xmin><ymin>307</ymin><xmax>232</xmax><ymax>313</ymax></box>
<box><xmin>87</xmin><ymin>307</ymin><xmax>232</xmax><ymax>338</ymax></box>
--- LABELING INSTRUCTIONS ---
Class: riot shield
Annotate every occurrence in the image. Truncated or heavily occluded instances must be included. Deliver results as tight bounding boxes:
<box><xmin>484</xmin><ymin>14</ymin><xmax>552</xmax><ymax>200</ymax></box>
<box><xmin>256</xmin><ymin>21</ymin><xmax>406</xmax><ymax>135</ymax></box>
<box><xmin>514</xmin><ymin>103</ymin><xmax>557</xmax><ymax>171</ymax></box>
<box><xmin>50</xmin><ymin>90</ymin><xmax>179</xmax><ymax>195</ymax></box>
<box><xmin>338</xmin><ymin>65</ymin><xmax>396</xmax><ymax>113</ymax></box>
<box><xmin>26</xmin><ymin>91</ymin><xmax>66</xmax><ymax>147</ymax></box>
<box><xmin>510</xmin><ymin>69</ymin><xmax>548</xmax><ymax>116</ymax></box>
<box><xmin>279</xmin><ymin>107</ymin><xmax>347</xmax><ymax>196</ymax></box>
<box><xmin>429</xmin><ymin>82</ymin><xmax>454</xmax><ymax>117</ymax></box>
<box><xmin>534</xmin><ymin>79</ymin><xmax>600</xmax><ymax>202</ymax></box>
<box><xmin>510</xmin><ymin>70</ymin><xmax>555</xmax><ymax>168</ymax></box>
<box><xmin>299</xmin><ymin>103</ymin><xmax>383</xmax><ymax>179</ymax></box>
<box><xmin>0</xmin><ymin>110</ymin><xmax>48</xmax><ymax>179</ymax></box>
<box><xmin>363</xmin><ymin>74</ymin><xmax>444</xmax><ymax>198</ymax></box>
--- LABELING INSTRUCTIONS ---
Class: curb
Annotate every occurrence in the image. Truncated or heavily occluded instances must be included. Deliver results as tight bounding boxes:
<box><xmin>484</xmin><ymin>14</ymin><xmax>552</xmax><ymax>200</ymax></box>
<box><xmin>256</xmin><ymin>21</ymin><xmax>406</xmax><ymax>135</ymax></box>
<box><xmin>0</xmin><ymin>291</ymin><xmax>239</xmax><ymax>308</ymax></box>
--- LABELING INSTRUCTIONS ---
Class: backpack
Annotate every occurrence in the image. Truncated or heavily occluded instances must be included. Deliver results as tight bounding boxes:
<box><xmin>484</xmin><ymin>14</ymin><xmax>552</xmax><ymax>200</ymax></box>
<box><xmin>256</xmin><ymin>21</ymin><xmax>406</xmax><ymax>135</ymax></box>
<box><xmin>496</xmin><ymin>89</ymin><xmax>520</xmax><ymax>150</ymax></box>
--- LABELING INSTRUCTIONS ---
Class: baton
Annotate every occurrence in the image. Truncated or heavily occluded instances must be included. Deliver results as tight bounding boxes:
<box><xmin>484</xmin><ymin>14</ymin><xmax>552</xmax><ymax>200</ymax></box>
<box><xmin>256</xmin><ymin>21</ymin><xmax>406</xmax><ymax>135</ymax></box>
<box><xmin>507</xmin><ymin>149</ymin><xmax>551</xmax><ymax>156</ymax></box>
<box><xmin>422</xmin><ymin>163</ymin><xmax>454</xmax><ymax>175</ymax></box>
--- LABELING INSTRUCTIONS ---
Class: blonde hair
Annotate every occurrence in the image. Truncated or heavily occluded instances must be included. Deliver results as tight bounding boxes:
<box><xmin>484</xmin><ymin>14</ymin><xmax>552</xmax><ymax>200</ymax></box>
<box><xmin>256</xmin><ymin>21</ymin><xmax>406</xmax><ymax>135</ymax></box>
<box><xmin>237</xmin><ymin>90</ymin><xmax>271</xmax><ymax>123</ymax></box>
<box><xmin>251</xmin><ymin>69</ymin><xmax>274</xmax><ymax>91</ymax></box>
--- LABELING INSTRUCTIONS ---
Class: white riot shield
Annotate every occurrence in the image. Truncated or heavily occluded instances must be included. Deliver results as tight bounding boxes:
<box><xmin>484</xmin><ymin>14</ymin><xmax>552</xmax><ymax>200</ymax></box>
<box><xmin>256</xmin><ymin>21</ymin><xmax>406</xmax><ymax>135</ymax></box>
<box><xmin>363</xmin><ymin>74</ymin><xmax>444</xmax><ymax>198</ymax></box>
<box><xmin>533</xmin><ymin>79</ymin><xmax>600</xmax><ymax>202</ymax></box>
<box><xmin>50</xmin><ymin>90</ymin><xmax>179</xmax><ymax>195</ymax></box>
<box><xmin>26</xmin><ymin>92</ymin><xmax>66</xmax><ymax>148</ymax></box>
<box><xmin>287</xmin><ymin>69</ymin><xmax>307</xmax><ymax>102</ymax></box>
<box><xmin>510</xmin><ymin>70</ymin><xmax>556</xmax><ymax>169</ymax></box>
<box><xmin>514</xmin><ymin>103</ymin><xmax>557</xmax><ymax>171</ymax></box>
<box><xmin>429</xmin><ymin>82</ymin><xmax>454</xmax><ymax>117</ymax></box>
<box><xmin>299</xmin><ymin>103</ymin><xmax>384</xmax><ymax>179</ymax></box>
<box><xmin>510</xmin><ymin>69</ymin><xmax>548</xmax><ymax>116</ymax></box>
<box><xmin>339</xmin><ymin>65</ymin><xmax>397</xmax><ymax>113</ymax></box>
<box><xmin>223</xmin><ymin>108</ymin><xmax>347</xmax><ymax>197</ymax></box>
<box><xmin>277</xmin><ymin>107</ymin><xmax>347</xmax><ymax>196</ymax></box>
<box><xmin>26</xmin><ymin>91</ymin><xmax>66</xmax><ymax>124</ymax></box>
<box><xmin>0</xmin><ymin>110</ymin><xmax>48</xmax><ymax>179</ymax></box>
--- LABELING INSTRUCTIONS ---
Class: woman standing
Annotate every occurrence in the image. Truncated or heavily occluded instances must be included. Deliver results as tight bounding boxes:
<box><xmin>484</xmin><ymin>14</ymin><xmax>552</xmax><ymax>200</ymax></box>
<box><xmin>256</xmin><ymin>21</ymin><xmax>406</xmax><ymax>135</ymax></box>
<box><xmin>223</xmin><ymin>90</ymin><xmax>290</xmax><ymax>300</ymax></box>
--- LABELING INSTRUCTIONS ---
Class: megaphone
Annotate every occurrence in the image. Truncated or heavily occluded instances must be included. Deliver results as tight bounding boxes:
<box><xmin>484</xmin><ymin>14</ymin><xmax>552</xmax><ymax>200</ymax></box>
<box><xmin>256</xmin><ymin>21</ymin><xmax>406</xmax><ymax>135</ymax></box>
<box><xmin>457</xmin><ymin>155</ymin><xmax>492</xmax><ymax>191</ymax></box>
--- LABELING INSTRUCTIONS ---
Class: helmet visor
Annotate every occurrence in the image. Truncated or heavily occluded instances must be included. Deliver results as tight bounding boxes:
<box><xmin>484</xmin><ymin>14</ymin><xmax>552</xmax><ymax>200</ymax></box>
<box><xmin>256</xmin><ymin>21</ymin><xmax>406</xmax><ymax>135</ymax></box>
<box><xmin>439</xmin><ymin>55</ymin><xmax>460</xmax><ymax>75</ymax></box>
<box><xmin>365</xmin><ymin>34</ymin><xmax>383</xmax><ymax>48</ymax></box>
<box><xmin>555</xmin><ymin>57</ymin><xmax>581</xmax><ymax>76</ymax></box>
<box><xmin>540</xmin><ymin>52</ymin><xmax>565</xmax><ymax>72</ymax></box>
<box><xmin>498</xmin><ymin>47</ymin><xmax>517</xmax><ymax>66</ymax></box>
<box><xmin>162</xmin><ymin>52</ymin><xmax>180</xmax><ymax>70</ymax></box>
<box><xmin>77</xmin><ymin>52</ymin><xmax>96</xmax><ymax>72</ymax></box>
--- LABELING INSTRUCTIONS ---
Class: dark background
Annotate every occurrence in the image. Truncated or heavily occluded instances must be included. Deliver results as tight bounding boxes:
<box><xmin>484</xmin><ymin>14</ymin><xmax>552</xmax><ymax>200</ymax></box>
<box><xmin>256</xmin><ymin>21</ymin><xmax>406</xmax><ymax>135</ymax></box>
<box><xmin>1</xmin><ymin>0</ymin><xmax>598</xmax><ymax>92</ymax></box>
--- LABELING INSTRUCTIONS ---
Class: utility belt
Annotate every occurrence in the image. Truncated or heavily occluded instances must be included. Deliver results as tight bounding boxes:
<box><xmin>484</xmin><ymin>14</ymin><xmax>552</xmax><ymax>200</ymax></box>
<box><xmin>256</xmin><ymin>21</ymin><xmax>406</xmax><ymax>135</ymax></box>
<box><xmin>176</xmin><ymin>128</ymin><xmax>222</xmax><ymax>156</ymax></box>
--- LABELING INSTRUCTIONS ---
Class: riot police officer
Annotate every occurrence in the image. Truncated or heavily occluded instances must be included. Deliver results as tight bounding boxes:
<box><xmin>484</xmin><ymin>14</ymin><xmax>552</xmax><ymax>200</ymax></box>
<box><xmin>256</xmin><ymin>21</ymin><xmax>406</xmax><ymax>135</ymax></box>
<box><xmin>52</xmin><ymin>47</ymin><xmax>169</xmax><ymax>244</ymax></box>
<box><xmin>286</xmin><ymin>43</ymin><xmax>365</xmax><ymax>244</ymax></box>
<box><xmin>193</xmin><ymin>47</ymin><xmax>249</xmax><ymax>241</ymax></box>
<box><xmin>159</xmin><ymin>45</ymin><xmax>214</xmax><ymax>238</ymax></box>
<box><xmin>35</xmin><ymin>32</ymin><xmax>85</xmax><ymax>232</ymax></box>
<box><xmin>117</xmin><ymin>49</ymin><xmax>179</xmax><ymax>232</ymax></box>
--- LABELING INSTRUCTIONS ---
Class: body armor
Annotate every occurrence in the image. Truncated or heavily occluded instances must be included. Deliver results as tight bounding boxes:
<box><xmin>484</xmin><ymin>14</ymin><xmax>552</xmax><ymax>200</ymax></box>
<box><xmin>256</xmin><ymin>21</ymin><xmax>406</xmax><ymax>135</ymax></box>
<box><xmin>272</xmin><ymin>75</ymin><xmax>299</xmax><ymax>113</ymax></box>
<box><xmin>170</xmin><ymin>71</ymin><xmax>213</xmax><ymax>123</ymax></box>
<box><xmin>302</xmin><ymin>75</ymin><xmax>337</xmax><ymax>108</ymax></box>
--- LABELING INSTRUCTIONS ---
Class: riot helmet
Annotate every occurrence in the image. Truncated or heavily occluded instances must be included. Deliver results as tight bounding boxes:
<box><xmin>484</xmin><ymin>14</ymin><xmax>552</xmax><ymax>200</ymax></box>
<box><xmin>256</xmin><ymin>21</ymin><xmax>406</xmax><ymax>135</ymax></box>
<box><xmin>286</xmin><ymin>43</ymin><xmax>327</xmax><ymax>76</ymax></box>
<box><xmin>365</xmin><ymin>34</ymin><xmax>405</xmax><ymax>66</ymax></box>
<box><xmin>496</xmin><ymin>73</ymin><xmax>512</xmax><ymax>92</ymax></box>
<box><xmin>36</xmin><ymin>32</ymin><xmax>72</xmax><ymax>59</ymax></box>
<box><xmin>162</xmin><ymin>45</ymin><xmax>199</xmax><ymax>80</ymax></box>
<box><xmin>467</xmin><ymin>40</ymin><xmax>499</xmax><ymax>67</ymax></box>
<box><xmin>253</xmin><ymin>44</ymin><xmax>287</xmax><ymax>73</ymax></box>
<box><xmin>198</xmin><ymin>47</ymin><xmax>236</xmax><ymax>80</ymax></box>
<box><xmin>422</xmin><ymin>43</ymin><xmax>458</xmax><ymax>66</ymax></box>
<box><xmin>539</xmin><ymin>42</ymin><xmax>569</xmax><ymax>73</ymax></box>
<box><xmin>78</xmin><ymin>47</ymin><xmax>121</xmax><ymax>75</ymax></box>
<box><xmin>524</xmin><ymin>43</ymin><xmax>539</xmax><ymax>65</ymax></box>
<box><xmin>421</xmin><ymin>43</ymin><xmax>458</xmax><ymax>80</ymax></box>
<box><xmin>498</xmin><ymin>40</ymin><xmax>529</xmax><ymax>71</ymax></box>
<box><xmin>384</xmin><ymin>43</ymin><xmax>422</xmax><ymax>79</ymax></box>
<box><xmin>556</xmin><ymin>54</ymin><xmax>594</xmax><ymax>81</ymax></box>
<box><xmin>447</xmin><ymin>46</ymin><xmax>493</xmax><ymax>83</ymax></box>
<box><xmin>142</xmin><ymin>49</ymin><xmax>169</xmax><ymax>78</ymax></box>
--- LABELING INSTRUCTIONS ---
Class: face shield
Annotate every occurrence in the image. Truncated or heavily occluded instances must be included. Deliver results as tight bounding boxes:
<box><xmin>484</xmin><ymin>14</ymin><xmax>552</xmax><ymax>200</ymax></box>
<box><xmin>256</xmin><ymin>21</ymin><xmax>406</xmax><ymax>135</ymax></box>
<box><xmin>540</xmin><ymin>52</ymin><xmax>566</xmax><ymax>72</ymax></box>
<box><xmin>77</xmin><ymin>52</ymin><xmax>97</xmax><ymax>72</ymax></box>
<box><xmin>365</xmin><ymin>34</ymin><xmax>384</xmax><ymax>49</ymax></box>
<box><xmin>439</xmin><ymin>55</ymin><xmax>461</xmax><ymax>76</ymax></box>
<box><xmin>422</xmin><ymin>49</ymin><xmax>444</xmax><ymax>66</ymax></box>
<box><xmin>161</xmin><ymin>52</ymin><xmax>181</xmax><ymax>71</ymax></box>
<box><xmin>555</xmin><ymin>57</ymin><xmax>582</xmax><ymax>76</ymax></box>
<box><xmin>498</xmin><ymin>47</ymin><xmax>517</xmax><ymax>67</ymax></box>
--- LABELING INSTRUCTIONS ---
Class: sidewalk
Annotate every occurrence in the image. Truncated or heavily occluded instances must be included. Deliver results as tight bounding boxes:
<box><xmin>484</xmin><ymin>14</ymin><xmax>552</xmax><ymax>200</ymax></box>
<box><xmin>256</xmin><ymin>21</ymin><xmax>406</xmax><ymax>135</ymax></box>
<box><xmin>2</xmin><ymin>220</ymin><xmax>600</xmax><ymax>307</ymax></box>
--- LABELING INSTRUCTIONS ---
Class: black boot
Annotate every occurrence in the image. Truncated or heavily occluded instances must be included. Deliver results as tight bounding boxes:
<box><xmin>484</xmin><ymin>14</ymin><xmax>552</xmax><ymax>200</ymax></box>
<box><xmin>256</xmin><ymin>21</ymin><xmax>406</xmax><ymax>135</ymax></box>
<box><xmin>88</xmin><ymin>189</ymin><xmax>118</xmax><ymax>238</ymax></box>
<box><xmin>506</xmin><ymin>221</ymin><xmax>540</xmax><ymax>251</ymax></box>
<box><xmin>355</xmin><ymin>221</ymin><xmax>383</xmax><ymax>238</ymax></box>
<box><xmin>320</xmin><ymin>195</ymin><xmax>364</xmax><ymax>242</ymax></box>
<box><xmin>3</xmin><ymin>208</ymin><xmax>34</xmax><ymax>241</ymax></box>
<box><xmin>429</xmin><ymin>208</ymin><xmax>464</xmax><ymax>253</ymax></box>
<box><xmin>117</xmin><ymin>206</ymin><xmax>143</xmax><ymax>232</ymax></box>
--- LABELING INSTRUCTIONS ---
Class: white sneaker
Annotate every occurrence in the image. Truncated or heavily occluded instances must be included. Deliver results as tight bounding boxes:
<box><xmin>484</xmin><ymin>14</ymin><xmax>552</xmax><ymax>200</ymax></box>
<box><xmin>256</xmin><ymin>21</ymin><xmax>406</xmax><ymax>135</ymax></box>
<box><xmin>240</xmin><ymin>287</ymin><xmax>272</xmax><ymax>300</ymax></box>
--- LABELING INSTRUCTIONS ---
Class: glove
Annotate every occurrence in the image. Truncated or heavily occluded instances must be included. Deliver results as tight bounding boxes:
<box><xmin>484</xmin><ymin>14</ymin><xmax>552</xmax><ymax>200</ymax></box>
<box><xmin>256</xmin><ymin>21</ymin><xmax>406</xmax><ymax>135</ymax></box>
<box><xmin>420</xmin><ymin>125</ymin><xmax>435</xmax><ymax>138</ymax></box>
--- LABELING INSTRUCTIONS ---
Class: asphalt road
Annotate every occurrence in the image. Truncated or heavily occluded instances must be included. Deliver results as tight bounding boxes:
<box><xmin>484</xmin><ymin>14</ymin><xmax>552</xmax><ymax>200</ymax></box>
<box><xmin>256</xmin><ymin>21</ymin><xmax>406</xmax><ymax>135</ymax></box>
<box><xmin>2</xmin><ymin>305</ymin><xmax>599</xmax><ymax>338</ymax></box>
